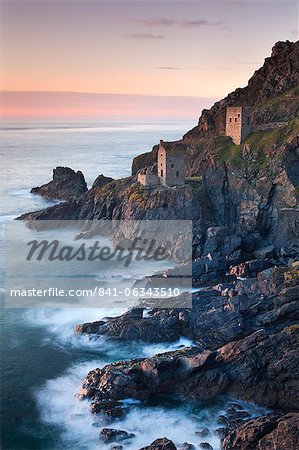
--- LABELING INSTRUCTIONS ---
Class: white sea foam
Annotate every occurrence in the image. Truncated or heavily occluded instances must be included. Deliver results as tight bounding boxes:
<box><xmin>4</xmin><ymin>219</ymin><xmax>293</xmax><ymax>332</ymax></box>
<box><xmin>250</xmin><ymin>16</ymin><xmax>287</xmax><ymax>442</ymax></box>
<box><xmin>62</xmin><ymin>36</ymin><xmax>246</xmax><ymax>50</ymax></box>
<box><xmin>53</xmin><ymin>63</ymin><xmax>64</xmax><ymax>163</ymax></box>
<box><xmin>35</xmin><ymin>357</ymin><xmax>268</xmax><ymax>450</ymax></box>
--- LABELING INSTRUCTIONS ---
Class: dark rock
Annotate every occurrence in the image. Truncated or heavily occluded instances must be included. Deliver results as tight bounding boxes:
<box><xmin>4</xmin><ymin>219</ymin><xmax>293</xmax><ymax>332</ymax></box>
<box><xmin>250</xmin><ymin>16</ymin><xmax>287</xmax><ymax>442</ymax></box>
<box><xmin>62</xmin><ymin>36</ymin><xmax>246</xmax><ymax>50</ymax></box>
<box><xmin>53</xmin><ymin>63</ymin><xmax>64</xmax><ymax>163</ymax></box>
<box><xmin>228</xmin><ymin>402</ymin><xmax>244</xmax><ymax>411</ymax></box>
<box><xmin>75</xmin><ymin>320</ymin><xmax>106</xmax><ymax>334</ymax></box>
<box><xmin>195</xmin><ymin>428</ymin><xmax>209</xmax><ymax>437</ymax></box>
<box><xmin>92</xmin><ymin>174</ymin><xmax>114</xmax><ymax>189</ymax></box>
<box><xmin>227</xmin><ymin>410</ymin><xmax>250</xmax><ymax>421</ymax></box>
<box><xmin>31</xmin><ymin>166</ymin><xmax>87</xmax><ymax>200</ymax></box>
<box><xmin>139</xmin><ymin>437</ymin><xmax>177</xmax><ymax>450</ymax></box>
<box><xmin>198</xmin><ymin>443</ymin><xmax>213</xmax><ymax>450</ymax></box>
<box><xmin>89</xmin><ymin>400</ymin><xmax>128</xmax><ymax>419</ymax></box>
<box><xmin>222</xmin><ymin>413</ymin><xmax>299</xmax><ymax>450</ymax></box>
<box><xmin>217</xmin><ymin>416</ymin><xmax>229</xmax><ymax>426</ymax></box>
<box><xmin>180</xmin><ymin>443</ymin><xmax>195</xmax><ymax>450</ymax></box>
<box><xmin>99</xmin><ymin>428</ymin><xmax>135</xmax><ymax>443</ymax></box>
<box><xmin>80</xmin><ymin>323</ymin><xmax>299</xmax><ymax>413</ymax></box>
<box><xmin>132</xmin><ymin>145</ymin><xmax>158</xmax><ymax>175</ymax></box>
<box><xmin>229</xmin><ymin>260</ymin><xmax>272</xmax><ymax>278</ymax></box>
<box><xmin>214</xmin><ymin>427</ymin><xmax>230</xmax><ymax>440</ymax></box>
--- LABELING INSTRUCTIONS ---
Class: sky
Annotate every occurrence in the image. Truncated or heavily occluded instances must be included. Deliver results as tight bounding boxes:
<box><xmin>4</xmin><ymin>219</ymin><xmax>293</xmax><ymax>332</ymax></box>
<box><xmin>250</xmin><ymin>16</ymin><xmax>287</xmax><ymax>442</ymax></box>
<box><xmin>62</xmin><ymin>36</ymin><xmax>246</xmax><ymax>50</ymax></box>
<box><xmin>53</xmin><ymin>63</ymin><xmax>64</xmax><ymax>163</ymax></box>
<box><xmin>0</xmin><ymin>0</ymin><xmax>298</xmax><ymax>119</ymax></box>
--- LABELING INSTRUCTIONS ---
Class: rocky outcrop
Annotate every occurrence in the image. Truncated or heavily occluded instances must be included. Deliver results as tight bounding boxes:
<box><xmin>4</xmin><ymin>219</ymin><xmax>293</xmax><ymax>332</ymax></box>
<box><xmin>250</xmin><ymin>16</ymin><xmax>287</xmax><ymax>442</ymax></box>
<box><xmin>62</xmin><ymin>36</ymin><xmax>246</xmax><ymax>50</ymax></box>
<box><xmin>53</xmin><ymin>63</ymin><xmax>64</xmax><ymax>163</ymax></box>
<box><xmin>222</xmin><ymin>413</ymin><xmax>299</xmax><ymax>450</ymax></box>
<box><xmin>132</xmin><ymin>145</ymin><xmax>158</xmax><ymax>175</ymax></box>
<box><xmin>76</xmin><ymin>266</ymin><xmax>299</xmax><ymax>348</ymax></box>
<box><xmin>139</xmin><ymin>437</ymin><xmax>177</xmax><ymax>450</ymax></box>
<box><xmin>99</xmin><ymin>428</ymin><xmax>135</xmax><ymax>443</ymax></box>
<box><xmin>92</xmin><ymin>174</ymin><xmax>114</xmax><ymax>189</ymax></box>
<box><xmin>31</xmin><ymin>166</ymin><xmax>87</xmax><ymax>200</ymax></box>
<box><xmin>80</xmin><ymin>325</ymin><xmax>299</xmax><ymax>412</ymax></box>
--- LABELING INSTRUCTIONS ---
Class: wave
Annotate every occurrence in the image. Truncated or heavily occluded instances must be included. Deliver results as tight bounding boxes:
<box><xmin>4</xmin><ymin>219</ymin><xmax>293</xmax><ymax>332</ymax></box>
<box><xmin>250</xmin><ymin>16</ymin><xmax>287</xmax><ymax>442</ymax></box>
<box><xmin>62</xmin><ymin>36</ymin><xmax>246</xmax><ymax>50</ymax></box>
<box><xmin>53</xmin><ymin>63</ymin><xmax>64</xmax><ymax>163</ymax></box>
<box><xmin>35</xmin><ymin>357</ymin><xmax>268</xmax><ymax>450</ymax></box>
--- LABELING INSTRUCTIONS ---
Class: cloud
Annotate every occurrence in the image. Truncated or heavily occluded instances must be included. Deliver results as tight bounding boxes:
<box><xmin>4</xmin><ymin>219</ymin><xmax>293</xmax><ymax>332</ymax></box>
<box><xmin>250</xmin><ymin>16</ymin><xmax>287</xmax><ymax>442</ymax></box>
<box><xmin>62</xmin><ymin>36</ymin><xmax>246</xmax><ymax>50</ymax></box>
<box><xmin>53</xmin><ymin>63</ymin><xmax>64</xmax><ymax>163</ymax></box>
<box><xmin>133</xmin><ymin>17</ymin><xmax>176</xmax><ymax>27</ymax></box>
<box><xmin>133</xmin><ymin>17</ymin><xmax>226</xmax><ymax>29</ymax></box>
<box><xmin>156</xmin><ymin>66</ymin><xmax>207</xmax><ymax>71</ymax></box>
<box><xmin>180</xmin><ymin>20</ymin><xmax>223</xmax><ymax>28</ymax></box>
<box><xmin>157</xmin><ymin>66</ymin><xmax>181</xmax><ymax>70</ymax></box>
<box><xmin>126</xmin><ymin>33</ymin><xmax>164</xmax><ymax>40</ymax></box>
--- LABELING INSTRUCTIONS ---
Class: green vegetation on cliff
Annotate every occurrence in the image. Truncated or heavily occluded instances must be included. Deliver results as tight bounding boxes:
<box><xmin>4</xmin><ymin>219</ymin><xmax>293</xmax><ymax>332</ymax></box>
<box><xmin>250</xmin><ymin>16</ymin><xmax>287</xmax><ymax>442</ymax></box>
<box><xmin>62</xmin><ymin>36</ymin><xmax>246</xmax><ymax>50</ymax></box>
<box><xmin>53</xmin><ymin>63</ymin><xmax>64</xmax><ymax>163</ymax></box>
<box><xmin>213</xmin><ymin>118</ymin><xmax>299</xmax><ymax>171</ymax></box>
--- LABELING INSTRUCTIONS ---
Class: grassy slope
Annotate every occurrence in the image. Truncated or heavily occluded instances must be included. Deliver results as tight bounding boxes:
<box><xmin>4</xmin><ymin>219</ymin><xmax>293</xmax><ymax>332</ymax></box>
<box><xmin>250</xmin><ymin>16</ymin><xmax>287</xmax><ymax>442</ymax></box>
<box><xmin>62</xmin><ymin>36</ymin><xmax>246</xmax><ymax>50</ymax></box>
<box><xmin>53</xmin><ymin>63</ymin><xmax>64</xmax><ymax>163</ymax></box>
<box><xmin>212</xmin><ymin>118</ymin><xmax>299</xmax><ymax>171</ymax></box>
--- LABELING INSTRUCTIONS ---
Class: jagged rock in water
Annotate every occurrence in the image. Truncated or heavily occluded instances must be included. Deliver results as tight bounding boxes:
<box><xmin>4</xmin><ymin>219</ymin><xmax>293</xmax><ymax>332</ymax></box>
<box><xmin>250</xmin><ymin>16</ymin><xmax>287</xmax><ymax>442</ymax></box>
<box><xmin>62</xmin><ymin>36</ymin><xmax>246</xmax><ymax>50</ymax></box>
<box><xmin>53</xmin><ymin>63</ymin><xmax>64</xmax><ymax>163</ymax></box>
<box><xmin>31</xmin><ymin>166</ymin><xmax>87</xmax><ymax>200</ymax></box>
<box><xmin>139</xmin><ymin>437</ymin><xmax>177</xmax><ymax>450</ymax></box>
<box><xmin>99</xmin><ymin>428</ymin><xmax>135</xmax><ymax>443</ymax></box>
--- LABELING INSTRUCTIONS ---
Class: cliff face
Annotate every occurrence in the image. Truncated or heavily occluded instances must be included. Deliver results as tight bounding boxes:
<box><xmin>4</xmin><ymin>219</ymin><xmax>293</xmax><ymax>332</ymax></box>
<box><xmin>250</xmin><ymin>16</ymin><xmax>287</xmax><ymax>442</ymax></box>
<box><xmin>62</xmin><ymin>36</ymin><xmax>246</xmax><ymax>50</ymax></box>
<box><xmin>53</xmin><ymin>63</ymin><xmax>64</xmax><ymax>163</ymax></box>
<box><xmin>132</xmin><ymin>40</ymin><xmax>299</xmax><ymax>175</ymax></box>
<box><xmin>19</xmin><ymin>40</ymin><xmax>299</xmax><ymax>279</ymax></box>
<box><xmin>185</xmin><ymin>40</ymin><xmax>299</xmax><ymax>140</ymax></box>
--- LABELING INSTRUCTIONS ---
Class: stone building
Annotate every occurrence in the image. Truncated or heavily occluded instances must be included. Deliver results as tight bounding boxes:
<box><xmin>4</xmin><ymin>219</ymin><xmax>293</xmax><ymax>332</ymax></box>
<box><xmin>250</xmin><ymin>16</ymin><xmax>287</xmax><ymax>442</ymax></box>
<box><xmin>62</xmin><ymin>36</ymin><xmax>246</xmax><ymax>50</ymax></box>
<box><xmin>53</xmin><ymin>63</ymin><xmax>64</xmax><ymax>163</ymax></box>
<box><xmin>137</xmin><ymin>140</ymin><xmax>186</xmax><ymax>187</ymax></box>
<box><xmin>226</xmin><ymin>106</ymin><xmax>252</xmax><ymax>145</ymax></box>
<box><xmin>137</xmin><ymin>164</ymin><xmax>159</xmax><ymax>187</ymax></box>
<box><xmin>158</xmin><ymin>140</ymin><xmax>186</xmax><ymax>187</ymax></box>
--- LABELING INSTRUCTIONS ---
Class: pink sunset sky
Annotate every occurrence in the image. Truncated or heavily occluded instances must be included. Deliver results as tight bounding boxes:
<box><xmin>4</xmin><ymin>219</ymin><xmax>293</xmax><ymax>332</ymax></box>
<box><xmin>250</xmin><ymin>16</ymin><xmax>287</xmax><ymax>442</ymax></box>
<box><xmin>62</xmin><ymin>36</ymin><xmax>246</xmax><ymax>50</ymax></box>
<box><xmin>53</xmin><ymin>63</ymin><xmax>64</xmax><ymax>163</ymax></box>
<box><xmin>0</xmin><ymin>0</ymin><xmax>298</xmax><ymax>119</ymax></box>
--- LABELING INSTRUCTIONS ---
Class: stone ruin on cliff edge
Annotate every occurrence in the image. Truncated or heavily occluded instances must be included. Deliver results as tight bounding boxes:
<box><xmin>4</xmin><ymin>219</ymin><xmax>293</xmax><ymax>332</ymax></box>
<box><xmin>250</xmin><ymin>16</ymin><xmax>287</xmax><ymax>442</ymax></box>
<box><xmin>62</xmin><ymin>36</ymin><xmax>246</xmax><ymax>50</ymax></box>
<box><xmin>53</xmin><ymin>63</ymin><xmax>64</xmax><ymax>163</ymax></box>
<box><xmin>138</xmin><ymin>107</ymin><xmax>253</xmax><ymax>187</ymax></box>
<box><xmin>137</xmin><ymin>139</ymin><xmax>186</xmax><ymax>188</ymax></box>
<box><xmin>225</xmin><ymin>106</ymin><xmax>253</xmax><ymax>145</ymax></box>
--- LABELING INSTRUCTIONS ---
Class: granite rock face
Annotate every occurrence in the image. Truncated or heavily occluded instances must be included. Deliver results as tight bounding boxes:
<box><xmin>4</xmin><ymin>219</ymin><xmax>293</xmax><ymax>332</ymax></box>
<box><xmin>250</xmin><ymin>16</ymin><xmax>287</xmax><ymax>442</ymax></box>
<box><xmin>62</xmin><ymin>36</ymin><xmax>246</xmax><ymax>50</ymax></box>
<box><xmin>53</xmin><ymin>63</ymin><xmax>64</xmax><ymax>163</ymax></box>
<box><xmin>222</xmin><ymin>413</ymin><xmax>299</xmax><ymax>450</ymax></box>
<box><xmin>31</xmin><ymin>166</ymin><xmax>87</xmax><ymax>200</ymax></box>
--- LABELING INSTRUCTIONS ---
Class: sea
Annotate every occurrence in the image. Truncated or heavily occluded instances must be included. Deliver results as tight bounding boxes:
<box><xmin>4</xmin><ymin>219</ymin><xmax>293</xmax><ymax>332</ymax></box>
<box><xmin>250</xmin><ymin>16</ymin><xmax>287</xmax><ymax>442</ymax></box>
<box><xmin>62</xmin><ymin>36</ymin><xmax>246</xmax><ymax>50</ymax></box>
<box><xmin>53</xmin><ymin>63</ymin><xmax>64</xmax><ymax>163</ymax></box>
<box><xmin>0</xmin><ymin>120</ymin><xmax>267</xmax><ymax>450</ymax></box>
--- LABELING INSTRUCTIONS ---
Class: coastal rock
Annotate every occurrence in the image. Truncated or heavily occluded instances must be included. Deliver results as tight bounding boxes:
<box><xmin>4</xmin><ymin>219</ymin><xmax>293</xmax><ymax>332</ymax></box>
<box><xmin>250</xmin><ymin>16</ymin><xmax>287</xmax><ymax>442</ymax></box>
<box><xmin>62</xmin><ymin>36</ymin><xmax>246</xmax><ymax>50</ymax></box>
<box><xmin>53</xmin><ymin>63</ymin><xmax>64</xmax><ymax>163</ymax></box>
<box><xmin>76</xmin><ymin>308</ymin><xmax>182</xmax><ymax>343</ymax></box>
<box><xmin>76</xmin><ymin>266</ymin><xmax>299</xmax><ymax>352</ymax></box>
<box><xmin>31</xmin><ymin>166</ymin><xmax>87</xmax><ymax>200</ymax></box>
<box><xmin>184</xmin><ymin>40</ymin><xmax>299</xmax><ymax>139</ymax></box>
<box><xmin>198</xmin><ymin>443</ymin><xmax>213</xmax><ymax>450</ymax></box>
<box><xmin>196</xmin><ymin>428</ymin><xmax>209</xmax><ymax>437</ymax></box>
<box><xmin>80</xmin><ymin>323</ymin><xmax>299</xmax><ymax>412</ymax></box>
<box><xmin>99</xmin><ymin>428</ymin><xmax>135</xmax><ymax>443</ymax></box>
<box><xmin>222</xmin><ymin>413</ymin><xmax>299</xmax><ymax>450</ymax></box>
<box><xmin>179</xmin><ymin>443</ymin><xmax>195</xmax><ymax>450</ymax></box>
<box><xmin>92</xmin><ymin>174</ymin><xmax>114</xmax><ymax>189</ymax></box>
<box><xmin>139</xmin><ymin>437</ymin><xmax>177</xmax><ymax>450</ymax></box>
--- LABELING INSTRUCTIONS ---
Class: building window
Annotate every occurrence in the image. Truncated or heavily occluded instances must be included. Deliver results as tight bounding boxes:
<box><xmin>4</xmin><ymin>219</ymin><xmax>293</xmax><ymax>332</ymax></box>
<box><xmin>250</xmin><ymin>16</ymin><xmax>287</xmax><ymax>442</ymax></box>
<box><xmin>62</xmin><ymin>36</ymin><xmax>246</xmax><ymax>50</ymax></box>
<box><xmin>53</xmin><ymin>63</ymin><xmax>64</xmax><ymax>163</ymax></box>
<box><xmin>161</xmin><ymin>163</ymin><xmax>162</xmax><ymax>166</ymax></box>
<box><xmin>229</xmin><ymin>117</ymin><xmax>232</xmax><ymax>122</ymax></box>
<box><xmin>176</xmin><ymin>171</ymin><xmax>179</xmax><ymax>177</ymax></box>
<box><xmin>171</xmin><ymin>164</ymin><xmax>174</xmax><ymax>168</ymax></box>
<box><xmin>161</xmin><ymin>169</ymin><xmax>163</xmax><ymax>177</ymax></box>
<box><xmin>238</xmin><ymin>113</ymin><xmax>240</xmax><ymax>118</ymax></box>
<box><xmin>235</xmin><ymin>118</ymin><xmax>238</xmax><ymax>122</ymax></box>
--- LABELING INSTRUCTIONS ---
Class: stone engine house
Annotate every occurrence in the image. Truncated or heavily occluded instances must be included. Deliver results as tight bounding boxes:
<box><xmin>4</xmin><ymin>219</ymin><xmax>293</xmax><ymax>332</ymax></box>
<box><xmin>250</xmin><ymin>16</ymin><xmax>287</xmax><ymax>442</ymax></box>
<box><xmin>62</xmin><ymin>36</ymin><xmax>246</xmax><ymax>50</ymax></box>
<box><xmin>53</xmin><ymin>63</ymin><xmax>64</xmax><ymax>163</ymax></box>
<box><xmin>226</xmin><ymin>106</ymin><xmax>252</xmax><ymax>145</ymax></box>
<box><xmin>137</xmin><ymin>140</ymin><xmax>186</xmax><ymax>187</ymax></box>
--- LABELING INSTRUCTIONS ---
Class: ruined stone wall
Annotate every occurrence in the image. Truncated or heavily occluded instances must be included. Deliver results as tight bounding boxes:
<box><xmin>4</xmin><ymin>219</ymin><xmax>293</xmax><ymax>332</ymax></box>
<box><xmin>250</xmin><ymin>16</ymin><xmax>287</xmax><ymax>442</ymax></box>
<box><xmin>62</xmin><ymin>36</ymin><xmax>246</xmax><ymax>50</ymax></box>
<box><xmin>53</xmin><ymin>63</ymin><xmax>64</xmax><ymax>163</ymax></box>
<box><xmin>240</xmin><ymin>106</ymin><xmax>252</xmax><ymax>142</ymax></box>
<box><xmin>137</xmin><ymin>173</ymin><xmax>159</xmax><ymax>187</ymax></box>
<box><xmin>226</xmin><ymin>106</ymin><xmax>252</xmax><ymax>145</ymax></box>
<box><xmin>226</xmin><ymin>106</ymin><xmax>243</xmax><ymax>145</ymax></box>
<box><xmin>164</xmin><ymin>151</ymin><xmax>185</xmax><ymax>186</ymax></box>
<box><xmin>158</xmin><ymin>144</ymin><xmax>167</xmax><ymax>185</ymax></box>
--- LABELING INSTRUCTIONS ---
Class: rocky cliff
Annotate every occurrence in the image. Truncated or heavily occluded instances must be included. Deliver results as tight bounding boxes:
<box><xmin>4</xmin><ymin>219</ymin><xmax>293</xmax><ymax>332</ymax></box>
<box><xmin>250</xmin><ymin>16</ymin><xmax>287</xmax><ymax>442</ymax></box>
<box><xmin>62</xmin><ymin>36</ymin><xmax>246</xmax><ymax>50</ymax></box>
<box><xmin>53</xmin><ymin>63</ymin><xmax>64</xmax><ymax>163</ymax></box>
<box><xmin>19</xmin><ymin>40</ymin><xmax>299</xmax><ymax>450</ymax></box>
<box><xmin>31</xmin><ymin>166</ymin><xmax>87</xmax><ymax>200</ymax></box>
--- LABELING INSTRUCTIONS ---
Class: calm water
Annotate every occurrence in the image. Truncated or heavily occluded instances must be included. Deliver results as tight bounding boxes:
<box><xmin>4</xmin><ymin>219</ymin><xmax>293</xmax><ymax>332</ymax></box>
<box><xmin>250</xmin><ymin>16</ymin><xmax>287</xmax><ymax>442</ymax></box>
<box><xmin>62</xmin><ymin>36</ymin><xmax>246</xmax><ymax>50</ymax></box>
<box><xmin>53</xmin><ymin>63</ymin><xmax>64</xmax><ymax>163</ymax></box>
<box><xmin>0</xmin><ymin>120</ymin><xmax>266</xmax><ymax>450</ymax></box>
